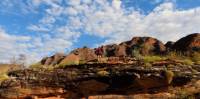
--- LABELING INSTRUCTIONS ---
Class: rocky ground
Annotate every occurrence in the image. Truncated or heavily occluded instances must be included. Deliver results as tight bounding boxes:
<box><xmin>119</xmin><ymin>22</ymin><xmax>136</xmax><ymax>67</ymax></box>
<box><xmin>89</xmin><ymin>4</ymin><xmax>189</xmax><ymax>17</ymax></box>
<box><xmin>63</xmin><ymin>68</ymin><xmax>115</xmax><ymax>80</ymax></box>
<box><xmin>0</xmin><ymin>62</ymin><xmax>200</xmax><ymax>99</ymax></box>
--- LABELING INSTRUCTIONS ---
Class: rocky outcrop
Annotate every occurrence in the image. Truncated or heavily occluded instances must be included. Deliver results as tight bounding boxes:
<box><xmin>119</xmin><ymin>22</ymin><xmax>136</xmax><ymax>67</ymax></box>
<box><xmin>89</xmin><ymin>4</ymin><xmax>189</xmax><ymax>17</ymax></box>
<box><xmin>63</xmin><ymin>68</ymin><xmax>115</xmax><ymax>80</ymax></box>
<box><xmin>172</xmin><ymin>33</ymin><xmax>200</xmax><ymax>52</ymax></box>
<box><xmin>59</xmin><ymin>54</ymin><xmax>80</xmax><ymax>66</ymax></box>
<box><xmin>70</xmin><ymin>47</ymin><xmax>97</xmax><ymax>62</ymax></box>
<box><xmin>104</xmin><ymin>37</ymin><xmax>166</xmax><ymax>57</ymax></box>
<box><xmin>41</xmin><ymin>53</ymin><xmax>65</xmax><ymax>66</ymax></box>
<box><xmin>165</xmin><ymin>41</ymin><xmax>175</xmax><ymax>51</ymax></box>
<box><xmin>40</xmin><ymin>47</ymin><xmax>97</xmax><ymax>66</ymax></box>
<box><xmin>39</xmin><ymin>33</ymin><xmax>200</xmax><ymax>66</ymax></box>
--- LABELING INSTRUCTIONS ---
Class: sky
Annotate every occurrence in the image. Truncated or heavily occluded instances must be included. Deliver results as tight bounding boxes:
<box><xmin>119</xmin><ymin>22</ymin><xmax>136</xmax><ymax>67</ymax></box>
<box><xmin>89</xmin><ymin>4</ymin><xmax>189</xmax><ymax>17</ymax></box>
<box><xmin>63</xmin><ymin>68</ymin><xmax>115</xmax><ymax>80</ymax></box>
<box><xmin>0</xmin><ymin>0</ymin><xmax>200</xmax><ymax>64</ymax></box>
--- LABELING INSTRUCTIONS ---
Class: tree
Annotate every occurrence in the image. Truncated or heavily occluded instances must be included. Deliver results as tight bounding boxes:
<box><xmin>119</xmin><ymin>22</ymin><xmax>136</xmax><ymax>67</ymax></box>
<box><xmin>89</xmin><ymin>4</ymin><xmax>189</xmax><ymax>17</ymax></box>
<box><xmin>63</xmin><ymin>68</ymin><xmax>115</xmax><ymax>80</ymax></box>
<box><xmin>9</xmin><ymin>56</ymin><xmax>17</xmax><ymax>65</ymax></box>
<box><xmin>9</xmin><ymin>54</ymin><xmax>27</xmax><ymax>70</ymax></box>
<box><xmin>18</xmin><ymin>54</ymin><xmax>26</xmax><ymax>69</ymax></box>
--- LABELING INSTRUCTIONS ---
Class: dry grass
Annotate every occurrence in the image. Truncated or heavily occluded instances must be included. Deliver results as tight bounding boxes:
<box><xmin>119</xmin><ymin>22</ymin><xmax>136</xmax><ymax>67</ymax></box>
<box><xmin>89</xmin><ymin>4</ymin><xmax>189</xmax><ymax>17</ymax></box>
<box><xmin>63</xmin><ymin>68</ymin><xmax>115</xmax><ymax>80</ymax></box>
<box><xmin>191</xmin><ymin>52</ymin><xmax>200</xmax><ymax>65</ymax></box>
<box><xmin>97</xmin><ymin>70</ymin><xmax>109</xmax><ymax>77</ymax></box>
<box><xmin>143</xmin><ymin>55</ymin><xmax>166</xmax><ymax>63</ymax></box>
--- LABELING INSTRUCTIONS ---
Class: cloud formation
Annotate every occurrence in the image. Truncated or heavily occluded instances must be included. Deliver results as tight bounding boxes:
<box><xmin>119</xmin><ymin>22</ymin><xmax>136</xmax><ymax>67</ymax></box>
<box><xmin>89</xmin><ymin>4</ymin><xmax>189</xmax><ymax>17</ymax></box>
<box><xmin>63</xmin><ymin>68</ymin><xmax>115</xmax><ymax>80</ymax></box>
<box><xmin>0</xmin><ymin>0</ymin><xmax>200</xmax><ymax>64</ymax></box>
<box><xmin>0</xmin><ymin>27</ymin><xmax>31</xmax><ymax>63</ymax></box>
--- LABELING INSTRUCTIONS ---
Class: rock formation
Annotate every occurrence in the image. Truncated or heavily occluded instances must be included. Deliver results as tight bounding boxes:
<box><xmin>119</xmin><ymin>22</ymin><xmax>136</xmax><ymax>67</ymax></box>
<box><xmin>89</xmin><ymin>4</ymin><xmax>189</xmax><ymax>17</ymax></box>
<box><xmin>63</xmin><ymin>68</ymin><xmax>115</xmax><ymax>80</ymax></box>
<box><xmin>41</xmin><ymin>53</ymin><xmax>65</xmax><ymax>66</ymax></box>
<box><xmin>104</xmin><ymin>37</ymin><xmax>166</xmax><ymax>57</ymax></box>
<box><xmin>70</xmin><ymin>47</ymin><xmax>97</xmax><ymax>62</ymax></box>
<box><xmin>165</xmin><ymin>41</ymin><xmax>175</xmax><ymax>51</ymax></box>
<box><xmin>172</xmin><ymin>33</ymin><xmax>200</xmax><ymax>52</ymax></box>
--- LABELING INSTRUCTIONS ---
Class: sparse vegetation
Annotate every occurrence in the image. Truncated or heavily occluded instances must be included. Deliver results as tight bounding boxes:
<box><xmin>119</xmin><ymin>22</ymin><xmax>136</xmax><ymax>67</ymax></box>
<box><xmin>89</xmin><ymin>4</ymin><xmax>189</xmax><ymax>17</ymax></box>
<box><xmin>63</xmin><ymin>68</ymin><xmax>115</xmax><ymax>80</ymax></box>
<box><xmin>79</xmin><ymin>60</ymin><xmax>86</xmax><ymax>65</ymax></box>
<box><xmin>0</xmin><ymin>73</ymin><xmax>9</xmax><ymax>84</ymax></box>
<box><xmin>30</xmin><ymin>63</ymin><xmax>43</xmax><ymax>69</ymax></box>
<box><xmin>59</xmin><ymin>61</ymin><xmax>79</xmax><ymax>68</ymax></box>
<box><xmin>143</xmin><ymin>55</ymin><xmax>166</xmax><ymax>63</ymax></box>
<box><xmin>164</xmin><ymin>70</ymin><xmax>174</xmax><ymax>84</ymax></box>
<box><xmin>144</xmin><ymin>62</ymin><xmax>152</xmax><ymax>67</ymax></box>
<box><xmin>181</xmin><ymin>58</ymin><xmax>194</xmax><ymax>65</ymax></box>
<box><xmin>140</xmin><ymin>44</ymin><xmax>154</xmax><ymax>55</ymax></box>
<box><xmin>132</xmin><ymin>49</ymin><xmax>142</xmax><ymax>59</ymax></box>
<box><xmin>97</xmin><ymin>70</ymin><xmax>109</xmax><ymax>77</ymax></box>
<box><xmin>191</xmin><ymin>52</ymin><xmax>200</xmax><ymax>65</ymax></box>
<box><xmin>166</xmin><ymin>51</ymin><xmax>183</xmax><ymax>60</ymax></box>
<box><xmin>67</xmin><ymin>71</ymin><xmax>78</xmax><ymax>80</ymax></box>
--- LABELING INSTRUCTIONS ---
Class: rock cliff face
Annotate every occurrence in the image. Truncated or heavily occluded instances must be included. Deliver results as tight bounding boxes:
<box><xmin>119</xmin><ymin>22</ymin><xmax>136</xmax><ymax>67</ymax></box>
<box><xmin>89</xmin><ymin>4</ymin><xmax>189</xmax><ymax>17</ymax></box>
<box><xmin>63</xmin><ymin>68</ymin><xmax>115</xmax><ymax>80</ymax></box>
<box><xmin>172</xmin><ymin>33</ymin><xmax>200</xmax><ymax>52</ymax></box>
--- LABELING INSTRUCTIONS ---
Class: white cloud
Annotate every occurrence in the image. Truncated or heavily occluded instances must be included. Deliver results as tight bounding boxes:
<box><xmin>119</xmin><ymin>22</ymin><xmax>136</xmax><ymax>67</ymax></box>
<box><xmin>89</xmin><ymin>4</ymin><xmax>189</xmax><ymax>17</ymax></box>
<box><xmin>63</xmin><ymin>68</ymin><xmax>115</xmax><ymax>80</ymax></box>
<box><xmin>27</xmin><ymin>25</ymin><xmax>50</xmax><ymax>32</ymax></box>
<box><xmin>1</xmin><ymin>0</ymin><xmax>200</xmax><ymax>64</ymax></box>
<box><xmin>66</xmin><ymin>1</ymin><xmax>200</xmax><ymax>44</ymax></box>
<box><xmin>40</xmin><ymin>15</ymin><xmax>56</xmax><ymax>24</ymax></box>
<box><xmin>112</xmin><ymin>0</ymin><xmax>122</xmax><ymax>10</ymax></box>
<box><xmin>66</xmin><ymin>7</ymin><xmax>78</xmax><ymax>16</ymax></box>
<box><xmin>150</xmin><ymin>0</ymin><xmax>162</xmax><ymax>4</ymax></box>
<box><xmin>0</xmin><ymin>27</ymin><xmax>32</xmax><ymax>64</ymax></box>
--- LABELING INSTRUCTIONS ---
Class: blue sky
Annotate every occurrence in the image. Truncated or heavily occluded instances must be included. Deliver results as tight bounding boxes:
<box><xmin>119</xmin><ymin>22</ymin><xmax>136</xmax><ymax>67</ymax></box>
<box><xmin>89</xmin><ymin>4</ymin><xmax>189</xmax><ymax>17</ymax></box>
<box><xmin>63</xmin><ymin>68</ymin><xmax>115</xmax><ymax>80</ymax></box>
<box><xmin>0</xmin><ymin>0</ymin><xmax>200</xmax><ymax>64</ymax></box>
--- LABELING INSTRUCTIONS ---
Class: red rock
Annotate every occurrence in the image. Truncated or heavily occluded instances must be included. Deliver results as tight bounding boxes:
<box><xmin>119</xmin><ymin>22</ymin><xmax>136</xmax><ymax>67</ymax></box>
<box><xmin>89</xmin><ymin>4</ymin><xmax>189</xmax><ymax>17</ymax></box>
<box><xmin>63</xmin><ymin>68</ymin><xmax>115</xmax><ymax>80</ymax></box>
<box><xmin>103</xmin><ymin>37</ymin><xmax>166</xmax><ymax>57</ymax></box>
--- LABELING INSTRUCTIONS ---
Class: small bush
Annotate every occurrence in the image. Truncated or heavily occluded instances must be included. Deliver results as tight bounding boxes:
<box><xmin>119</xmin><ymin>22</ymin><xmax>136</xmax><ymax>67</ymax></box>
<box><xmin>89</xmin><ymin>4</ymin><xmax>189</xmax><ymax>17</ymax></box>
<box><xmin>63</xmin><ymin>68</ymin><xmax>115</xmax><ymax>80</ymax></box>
<box><xmin>167</xmin><ymin>51</ymin><xmax>183</xmax><ymax>60</ymax></box>
<box><xmin>29</xmin><ymin>63</ymin><xmax>43</xmax><ymax>69</ymax></box>
<box><xmin>132</xmin><ymin>49</ymin><xmax>142</xmax><ymax>59</ymax></box>
<box><xmin>97</xmin><ymin>70</ymin><xmax>109</xmax><ymax>77</ymax></box>
<box><xmin>191</xmin><ymin>52</ymin><xmax>200</xmax><ymax>65</ymax></box>
<box><xmin>0</xmin><ymin>74</ymin><xmax>9</xmax><ymax>83</ymax></box>
<box><xmin>144</xmin><ymin>62</ymin><xmax>152</xmax><ymax>67</ymax></box>
<box><xmin>67</xmin><ymin>71</ymin><xmax>78</xmax><ymax>80</ymax></box>
<box><xmin>79</xmin><ymin>60</ymin><xmax>86</xmax><ymax>65</ymax></box>
<box><xmin>164</xmin><ymin>70</ymin><xmax>174</xmax><ymax>84</ymax></box>
<box><xmin>176</xmin><ymin>89</ymin><xmax>193</xmax><ymax>99</ymax></box>
<box><xmin>182</xmin><ymin>59</ymin><xmax>194</xmax><ymax>65</ymax></box>
<box><xmin>167</xmin><ymin>64</ymin><xmax>175</xmax><ymax>68</ymax></box>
